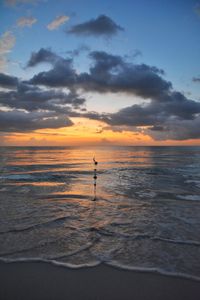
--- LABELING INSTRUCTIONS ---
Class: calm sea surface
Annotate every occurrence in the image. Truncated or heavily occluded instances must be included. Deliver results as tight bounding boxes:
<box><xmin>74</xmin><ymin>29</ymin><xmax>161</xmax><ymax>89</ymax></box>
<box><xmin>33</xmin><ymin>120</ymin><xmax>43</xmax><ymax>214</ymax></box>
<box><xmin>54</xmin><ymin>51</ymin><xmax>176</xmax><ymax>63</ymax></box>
<box><xmin>0</xmin><ymin>146</ymin><xmax>200</xmax><ymax>280</ymax></box>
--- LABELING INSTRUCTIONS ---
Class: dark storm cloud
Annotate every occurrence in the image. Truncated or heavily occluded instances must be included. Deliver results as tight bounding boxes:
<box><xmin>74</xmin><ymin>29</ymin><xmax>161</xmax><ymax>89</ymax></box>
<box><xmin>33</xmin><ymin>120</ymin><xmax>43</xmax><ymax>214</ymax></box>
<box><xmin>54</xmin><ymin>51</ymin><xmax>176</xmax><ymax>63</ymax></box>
<box><xmin>27</xmin><ymin>49</ymin><xmax>81</xmax><ymax>87</ymax></box>
<box><xmin>104</xmin><ymin>104</ymin><xmax>158</xmax><ymax>126</ymax></box>
<box><xmin>78</xmin><ymin>51</ymin><xmax>170</xmax><ymax>98</ymax></box>
<box><xmin>0</xmin><ymin>73</ymin><xmax>18</xmax><ymax>89</ymax></box>
<box><xmin>0</xmin><ymin>82</ymin><xmax>85</xmax><ymax>113</ymax></box>
<box><xmin>96</xmin><ymin>91</ymin><xmax>200</xmax><ymax>140</ymax></box>
<box><xmin>0</xmin><ymin>109</ymin><xmax>73</xmax><ymax>132</ymax></box>
<box><xmin>25</xmin><ymin>48</ymin><xmax>200</xmax><ymax>140</ymax></box>
<box><xmin>77</xmin><ymin>50</ymin><xmax>200</xmax><ymax>140</ymax></box>
<box><xmin>2</xmin><ymin>48</ymin><xmax>200</xmax><ymax>140</ymax></box>
<box><xmin>27</xmin><ymin>48</ymin><xmax>59</xmax><ymax>67</ymax></box>
<box><xmin>28</xmin><ymin>49</ymin><xmax>171</xmax><ymax>100</ymax></box>
<box><xmin>148</xmin><ymin>116</ymin><xmax>200</xmax><ymax>140</ymax></box>
<box><xmin>158</xmin><ymin>92</ymin><xmax>200</xmax><ymax>119</ymax></box>
<box><xmin>68</xmin><ymin>15</ymin><xmax>124</xmax><ymax>37</ymax></box>
<box><xmin>29</xmin><ymin>56</ymin><xmax>77</xmax><ymax>87</ymax></box>
<box><xmin>103</xmin><ymin>93</ymin><xmax>200</xmax><ymax>128</ymax></box>
<box><xmin>192</xmin><ymin>77</ymin><xmax>200</xmax><ymax>83</ymax></box>
<box><xmin>0</xmin><ymin>70</ymin><xmax>85</xmax><ymax>132</ymax></box>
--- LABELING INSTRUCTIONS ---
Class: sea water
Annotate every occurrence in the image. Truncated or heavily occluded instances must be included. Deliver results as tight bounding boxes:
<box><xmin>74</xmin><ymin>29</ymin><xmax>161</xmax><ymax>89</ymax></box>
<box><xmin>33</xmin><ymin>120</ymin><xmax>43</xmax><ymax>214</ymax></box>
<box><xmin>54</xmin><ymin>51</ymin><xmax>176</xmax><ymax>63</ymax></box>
<box><xmin>0</xmin><ymin>146</ymin><xmax>200</xmax><ymax>280</ymax></box>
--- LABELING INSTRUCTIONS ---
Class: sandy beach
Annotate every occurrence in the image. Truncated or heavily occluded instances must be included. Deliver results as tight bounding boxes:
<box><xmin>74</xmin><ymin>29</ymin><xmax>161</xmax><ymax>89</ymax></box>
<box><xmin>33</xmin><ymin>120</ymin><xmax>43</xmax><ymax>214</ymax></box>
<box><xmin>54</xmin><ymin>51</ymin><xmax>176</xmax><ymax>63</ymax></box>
<box><xmin>0</xmin><ymin>261</ymin><xmax>200</xmax><ymax>300</ymax></box>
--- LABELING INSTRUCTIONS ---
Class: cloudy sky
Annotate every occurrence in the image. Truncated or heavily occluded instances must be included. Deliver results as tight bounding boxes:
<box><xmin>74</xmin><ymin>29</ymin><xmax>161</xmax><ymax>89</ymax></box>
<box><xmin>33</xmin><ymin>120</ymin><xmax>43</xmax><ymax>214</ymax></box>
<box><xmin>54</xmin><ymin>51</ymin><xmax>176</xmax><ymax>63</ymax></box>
<box><xmin>0</xmin><ymin>0</ymin><xmax>200</xmax><ymax>146</ymax></box>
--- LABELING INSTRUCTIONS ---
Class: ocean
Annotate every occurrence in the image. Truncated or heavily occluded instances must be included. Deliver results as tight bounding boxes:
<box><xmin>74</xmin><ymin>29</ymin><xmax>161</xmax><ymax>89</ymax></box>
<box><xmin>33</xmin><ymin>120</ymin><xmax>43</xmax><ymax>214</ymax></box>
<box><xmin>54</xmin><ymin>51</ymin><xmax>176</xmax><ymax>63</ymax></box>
<box><xmin>0</xmin><ymin>146</ymin><xmax>200</xmax><ymax>280</ymax></box>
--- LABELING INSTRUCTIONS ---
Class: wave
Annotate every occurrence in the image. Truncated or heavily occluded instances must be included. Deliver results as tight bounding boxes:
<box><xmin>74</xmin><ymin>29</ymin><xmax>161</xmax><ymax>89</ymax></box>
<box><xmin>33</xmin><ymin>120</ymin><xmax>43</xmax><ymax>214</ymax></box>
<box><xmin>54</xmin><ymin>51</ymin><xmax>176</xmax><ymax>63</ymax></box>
<box><xmin>0</xmin><ymin>215</ymin><xmax>76</xmax><ymax>235</ymax></box>
<box><xmin>177</xmin><ymin>195</ymin><xmax>200</xmax><ymax>201</ymax></box>
<box><xmin>185</xmin><ymin>180</ymin><xmax>200</xmax><ymax>187</ymax></box>
<box><xmin>0</xmin><ymin>257</ymin><xmax>100</xmax><ymax>269</ymax></box>
<box><xmin>107</xmin><ymin>261</ymin><xmax>200</xmax><ymax>282</ymax></box>
<box><xmin>49</xmin><ymin>238</ymin><xmax>100</xmax><ymax>261</ymax></box>
<box><xmin>151</xmin><ymin>237</ymin><xmax>200</xmax><ymax>247</ymax></box>
<box><xmin>0</xmin><ymin>257</ymin><xmax>199</xmax><ymax>282</ymax></box>
<box><xmin>97</xmin><ymin>229</ymin><xmax>200</xmax><ymax>247</ymax></box>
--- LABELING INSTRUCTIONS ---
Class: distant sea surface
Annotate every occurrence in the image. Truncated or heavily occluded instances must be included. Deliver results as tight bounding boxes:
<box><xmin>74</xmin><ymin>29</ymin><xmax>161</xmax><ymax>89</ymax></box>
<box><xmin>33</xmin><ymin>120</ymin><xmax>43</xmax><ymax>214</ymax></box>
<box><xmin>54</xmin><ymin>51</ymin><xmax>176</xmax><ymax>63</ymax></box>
<box><xmin>0</xmin><ymin>146</ymin><xmax>200</xmax><ymax>280</ymax></box>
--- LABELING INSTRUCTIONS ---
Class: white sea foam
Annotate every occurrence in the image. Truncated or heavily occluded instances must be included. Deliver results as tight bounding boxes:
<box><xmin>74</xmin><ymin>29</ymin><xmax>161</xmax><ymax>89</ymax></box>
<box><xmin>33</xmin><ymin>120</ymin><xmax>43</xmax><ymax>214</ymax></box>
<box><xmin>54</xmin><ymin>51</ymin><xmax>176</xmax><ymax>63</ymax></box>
<box><xmin>137</xmin><ymin>191</ymin><xmax>157</xmax><ymax>198</ymax></box>
<box><xmin>0</xmin><ymin>257</ymin><xmax>100</xmax><ymax>269</ymax></box>
<box><xmin>177</xmin><ymin>195</ymin><xmax>200</xmax><ymax>201</ymax></box>
<box><xmin>107</xmin><ymin>261</ymin><xmax>200</xmax><ymax>282</ymax></box>
<box><xmin>1</xmin><ymin>257</ymin><xmax>200</xmax><ymax>282</ymax></box>
<box><xmin>185</xmin><ymin>180</ymin><xmax>200</xmax><ymax>188</ymax></box>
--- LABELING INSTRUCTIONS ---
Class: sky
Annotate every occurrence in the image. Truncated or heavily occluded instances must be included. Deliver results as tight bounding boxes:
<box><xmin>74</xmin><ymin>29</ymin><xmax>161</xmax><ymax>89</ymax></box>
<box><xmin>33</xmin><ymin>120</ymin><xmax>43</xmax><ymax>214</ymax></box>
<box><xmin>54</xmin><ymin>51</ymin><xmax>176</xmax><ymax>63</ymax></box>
<box><xmin>0</xmin><ymin>0</ymin><xmax>200</xmax><ymax>146</ymax></box>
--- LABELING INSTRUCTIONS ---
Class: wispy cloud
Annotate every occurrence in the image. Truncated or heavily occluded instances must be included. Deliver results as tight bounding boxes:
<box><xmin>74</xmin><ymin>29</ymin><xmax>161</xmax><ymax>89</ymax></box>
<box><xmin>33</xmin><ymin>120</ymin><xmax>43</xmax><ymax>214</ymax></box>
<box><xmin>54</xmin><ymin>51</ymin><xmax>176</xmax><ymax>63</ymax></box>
<box><xmin>47</xmin><ymin>15</ymin><xmax>70</xmax><ymax>31</ymax></box>
<box><xmin>0</xmin><ymin>31</ymin><xmax>16</xmax><ymax>71</ymax></box>
<box><xmin>17</xmin><ymin>16</ymin><xmax>37</xmax><ymax>28</ymax></box>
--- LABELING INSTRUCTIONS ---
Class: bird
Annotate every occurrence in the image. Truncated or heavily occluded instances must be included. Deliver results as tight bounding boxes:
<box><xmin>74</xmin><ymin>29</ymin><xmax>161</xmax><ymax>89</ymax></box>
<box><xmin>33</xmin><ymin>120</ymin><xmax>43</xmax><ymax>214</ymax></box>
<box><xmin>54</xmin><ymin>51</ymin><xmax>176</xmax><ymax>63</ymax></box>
<box><xmin>93</xmin><ymin>156</ymin><xmax>98</xmax><ymax>165</ymax></box>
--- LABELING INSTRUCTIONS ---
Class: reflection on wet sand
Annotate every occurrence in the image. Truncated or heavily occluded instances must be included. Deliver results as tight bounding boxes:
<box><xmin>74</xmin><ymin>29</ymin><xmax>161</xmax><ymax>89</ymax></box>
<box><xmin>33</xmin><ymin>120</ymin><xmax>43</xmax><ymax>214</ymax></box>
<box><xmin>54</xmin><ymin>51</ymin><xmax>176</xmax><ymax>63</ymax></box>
<box><xmin>93</xmin><ymin>156</ymin><xmax>98</xmax><ymax>201</ymax></box>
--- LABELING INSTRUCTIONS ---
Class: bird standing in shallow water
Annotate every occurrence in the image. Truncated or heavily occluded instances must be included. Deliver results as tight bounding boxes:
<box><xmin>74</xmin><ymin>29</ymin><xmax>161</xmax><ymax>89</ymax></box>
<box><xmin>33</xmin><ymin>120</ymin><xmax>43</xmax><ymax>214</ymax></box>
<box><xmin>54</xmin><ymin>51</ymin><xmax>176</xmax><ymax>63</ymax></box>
<box><xmin>93</xmin><ymin>156</ymin><xmax>98</xmax><ymax>200</ymax></box>
<box><xmin>93</xmin><ymin>156</ymin><xmax>98</xmax><ymax>166</ymax></box>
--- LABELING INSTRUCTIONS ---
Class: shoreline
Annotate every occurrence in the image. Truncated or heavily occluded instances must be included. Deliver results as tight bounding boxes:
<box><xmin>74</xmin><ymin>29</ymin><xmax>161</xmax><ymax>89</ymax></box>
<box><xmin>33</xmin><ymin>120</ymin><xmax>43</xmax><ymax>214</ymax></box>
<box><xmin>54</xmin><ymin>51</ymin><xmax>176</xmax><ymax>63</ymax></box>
<box><xmin>1</xmin><ymin>261</ymin><xmax>200</xmax><ymax>300</ymax></box>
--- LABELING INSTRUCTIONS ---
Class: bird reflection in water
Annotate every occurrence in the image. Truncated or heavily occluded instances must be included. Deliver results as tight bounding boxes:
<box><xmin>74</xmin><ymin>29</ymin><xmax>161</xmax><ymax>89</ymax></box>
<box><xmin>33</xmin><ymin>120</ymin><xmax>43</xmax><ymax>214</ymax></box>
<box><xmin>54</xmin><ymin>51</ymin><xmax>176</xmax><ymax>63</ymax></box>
<box><xmin>93</xmin><ymin>156</ymin><xmax>98</xmax><ymax>201</ymax></box>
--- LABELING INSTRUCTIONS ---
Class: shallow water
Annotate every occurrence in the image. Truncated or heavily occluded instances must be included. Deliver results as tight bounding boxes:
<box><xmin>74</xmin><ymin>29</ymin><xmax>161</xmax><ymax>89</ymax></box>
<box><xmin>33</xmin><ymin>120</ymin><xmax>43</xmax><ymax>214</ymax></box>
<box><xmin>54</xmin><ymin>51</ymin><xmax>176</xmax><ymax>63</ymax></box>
<box><xmin>0</xmin><ymin>146</ymin><xmax>200</xmax><ymax>280</ymax></box>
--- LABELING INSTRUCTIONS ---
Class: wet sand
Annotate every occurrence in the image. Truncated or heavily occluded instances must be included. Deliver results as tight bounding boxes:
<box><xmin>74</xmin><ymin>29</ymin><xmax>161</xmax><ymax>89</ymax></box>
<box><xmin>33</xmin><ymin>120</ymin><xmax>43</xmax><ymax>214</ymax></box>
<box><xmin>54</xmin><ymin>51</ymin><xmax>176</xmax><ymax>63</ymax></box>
<box><xmin>0</xmin><ymin>261</ymin><xmax>200</xmax><ymax>300</ymax></box>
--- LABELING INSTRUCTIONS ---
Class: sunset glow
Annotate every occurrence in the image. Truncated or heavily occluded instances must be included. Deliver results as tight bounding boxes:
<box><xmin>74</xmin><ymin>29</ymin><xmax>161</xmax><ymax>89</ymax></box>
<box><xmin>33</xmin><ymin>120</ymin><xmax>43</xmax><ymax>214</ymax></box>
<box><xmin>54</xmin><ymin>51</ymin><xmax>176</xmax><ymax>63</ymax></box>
<box><xmin>1</xmin><ymin>2</ymin><xmax>200</xmax><ymax>296</ymax></box>
<box><xmin>0</xmin><ymin>0</ymin><xmax>200</xmax><ymax>146</ymax></box>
